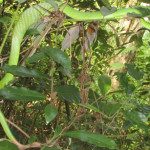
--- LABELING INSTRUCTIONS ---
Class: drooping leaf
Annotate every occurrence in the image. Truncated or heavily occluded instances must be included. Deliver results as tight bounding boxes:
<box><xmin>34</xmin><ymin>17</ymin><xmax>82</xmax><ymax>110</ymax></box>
<box><xmin>63</xmin><ymin>130</ymin><xmax>117</xmax><ymax>149</ymax></box>
<box><xmin>123</xmin><ymin>110</ymin><xmax>148</xmax><ymax>130</ymax></box>
<box><xmin>104</xmin><ymin>103</ymin><xmax>121</xmax><ymax>116</ymax></box>
<box><xmin>58</xmin><ymin>67</ymin><xmax>72</xmax><ymax>78</ymax></box>
<box><xmin>98</xmin><ymin>75</ymin><xmax>111</xmax><ymax>95</ymax></box>
<box><xmin>0</xmin><ymin>86</ymin><xmax>46</xmax><ymax>101</ymax></box>
<box><xmin>25</xmin><ymin>52</ymin><xmax>47</xmax><ymax>64</ymax></box>
<box><xmin>45</xmin><ymin>105</ymin><xmax>57</xmax><ymax>124</ymax></box>
<box><xmin>79</xmin><ymin>103</ymin><xmax>101</xmax><ymax>113</ymax></box>
<box><xmin>55</xmin><ymin>85</ymin><xmax>81</xmax><ymax>103</ymax></box>
<box><xmin>126</xmin><ymin>64</ymin><xmax>144</xmax><ymax>80</ymax></box>
<box><xmin>61</xmin><ymin>26</ymin><xmax>79</xmax><ymax>51</ymax></box>
<box><xmin>1</xmin><ymin>65</ymin><xmax>49</xmax><ymax>79</ymax></box>
<box><xmin>0</xmin><ymin>140</ymin><xmax>19</xmax><ymax>150</ymax></box>
<box><xmin>42</xmin><ymin>47</ymin><xmax>71</xmax><ymax>71</ymax></box>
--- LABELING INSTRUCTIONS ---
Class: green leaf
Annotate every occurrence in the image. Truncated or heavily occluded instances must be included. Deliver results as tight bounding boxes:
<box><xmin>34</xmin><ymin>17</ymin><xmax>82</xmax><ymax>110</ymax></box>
<box><xmin>17</xmin><ymin>0</ymin><xmax>27</xmax><ymax>3</ymax></box>
<box><xmin>115</xmin><ymin>72</ymin><xmax>128</xmax><ymax>89</ymax></box>
<box><xmin>104</xmin><ymin>103</ymin><xmax>120</xmax><ymax>116</ymax></box>
<box><xmin>0</xmin><ymin>140</ymin><xmax>19</xmax><ymax>150</ymax></box>
<box><xmin>98</xmin><ymin>75</ymin><xmax>111</xmax><ymax>95</ymax></box>
<box><xmin>1</xmin><ymin>65</ymin><xmax>49</xmax><ymax>79</ymax></box>
<box><xmin>0</xmin><ymin>16</ymin><xmax>10</xmax><ymax>24</ymax></box>
<box><xmin>0</xmin><ymin>86</ymin><xmax>46</xmax><ymax>101</ymax></box>
<box><xmin>63</xmin><ymin>130</ymin><xmax>117</xmax><ymax>149</ymax></box>
<box><xmin>126</xmin><ymin>64</ymin><xmax>144</xmax><ymax>80</ymax></box>
<box><xmin>25</xmin><ymin>28</ymin><xmax>40</xmax><ymax>36</ymax></box>
<box><xmin>45</xmin><ymin>105</ymin><xmax>57</xmax><ymax>124</ymax></box>
<box><xmin>42</xmin><ymin>47</ymin><xmax>71</xmax><ymax>71</ymax></box>
<box><xmin>54</xmin><ymin>125</ymin><xmax>62</xmax><ymax>138</ymax></box>
<box><xmin>123</xmin><ymin>110</ymin><xmax>148</xmax><ymax>130</ymax></box>
<box><xmin>110</xmin><ymin>63</ymin><xmax>124</xmax><ymax>69</ymax></box>
<box><xmin>55</xmin><ymin>85</ymin><xmax>81</xmax><ymax>103</ymax></box>
<box><xmin>28</xmin><ymin>136</ymin><xmax>37</xmax><ymax>145</ymax></box>
<box><xmin>79</xmin><ymin>103</ymin><xmax>101</xmax><ymax>113</ymax></box>
<box><xmin>25</xmin><ymin>52</ymin><xmax>47</xmax><ymax>64</ymax></box>
<box><xmin>45</xmin><ymin>0</ymin><xmax>58</xmax><ymax>11</ymax></box>
<box><xmin>125</xmin><ymin>84</ymin><xmax>136</xmax><ymax>96</ymax></box>
<box><xmin>100</xmin><ymin>6</ymin><xmax>117</xmax><ymax>16</ymax></box>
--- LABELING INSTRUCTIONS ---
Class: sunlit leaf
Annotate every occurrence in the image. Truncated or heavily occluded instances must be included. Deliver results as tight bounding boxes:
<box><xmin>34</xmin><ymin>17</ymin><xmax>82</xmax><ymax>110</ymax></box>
<box><xmin>63</xmin><ymin>130</ymin><xmax>117</xmax><ymax>149</ymax></box>
<box><xmin>55</xmin><ymin>85</ymin><xmax>81</xmax><ymax>103</ymax></box>
<box><xmin>0</xmin><ymin>86</ymin><xmax>46</xmax><ymax>101</ymax></box>
<box><xmin>45</xmin><ymin>105</ymin><xmax>57</xmax><ymax>124</ymax></box>
<box><xmin>45</xmin><ymin>0</ymin><xmax>58</xmax><ymax>11</ymax></box>
<box><xmin>1</xmin><ymin>65</ymin><xmax>49</xmax><ymax>79</ymax></box>
<box><xmin>42</xmin><ymin>47</ymin><xmax>71</xmax><ymax>71</ymax></box>
<box><xmin>110</xmin><ymin>63</ymin><xmax>124</xmax><ymax>69</ymax></box>
<box><xmin>0</xmin><ymin>140</ymin><xmax>19</xmax><ymax>150</ymax></box>
<box><xmin>98</xmin><ymin>75</ymin><xmax>111</xmax><ymax>95</ymax></box>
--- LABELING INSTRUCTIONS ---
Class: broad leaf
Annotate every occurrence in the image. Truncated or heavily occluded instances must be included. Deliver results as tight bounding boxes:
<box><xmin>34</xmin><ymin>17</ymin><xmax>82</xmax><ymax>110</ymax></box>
<box><xmin>0</xmin><ymin>140</ymin><xmax>19</xmax><ymax>150</ymax></box>
<box><xmin>98</xmin><ymin>75</ymin><xmax>111</xmax><ymax>95</ymax></box>
<box><xmin>123</xmin><ymin>110</ymin><xmax>148</xmax><ymax>130</ymax></box>
<box><xmin>54</xmin><ymin>125</ymin><xmax>62</xmax><ymax>138</ymax></box>
<box><xmin>42</xmin><ymin>47</ymin><xmax>71</xmax><ymax>71</ymax></box>
<box><xmin>42</xmin><ymin>146</ymin><xmax>59</xmax><ymax>150</ymax></box>
<box><xmin>0</xmin><ymin>86</ymin><xmax>46</xmax><ymax>101</ymax></box>
<box><xmin>45</xmin><ymin>105</ymin><xmax>57</xmax><ymax>124</ymax></box>
<box><xmin>0</xmin><ymin>16</ymin><xmax>10</xmax><ymax>24</ymax></box>
<box><xmin>126</xmin><ymin>64</ymin><xmax>144</xmax><ymax>80</ymax></box>
<box><xmin>104</xmin><ymin>103</ymin><xmax>120</xmax><ymax>116</ymax></box>
<box><xmin>25</xmin><ymin>52</ymin><xmax>47</xmax><ymax>64</ymax></box>
<box><xmin>125</xmin><ymin>84</ymin><xmax>136</xmax><ymax>96</ymax></box>
<box><xmin>63</xmin><ymin>130</ymin><xmax>117</xmax><ymax>149</ymax></box>
<box><xmin>79</xmin><ymin>103</ymin><xmax>101</xmax><ymax>113</ymax></box>
<box><xmin>55</xmin><ymin>85</ymin><xmax>81</xmax><ymax>103</ymax></box>
<box><xmin>1</xmin><ymin>65</ymin><xmax>49</xmax><ymax>79</ymax></box>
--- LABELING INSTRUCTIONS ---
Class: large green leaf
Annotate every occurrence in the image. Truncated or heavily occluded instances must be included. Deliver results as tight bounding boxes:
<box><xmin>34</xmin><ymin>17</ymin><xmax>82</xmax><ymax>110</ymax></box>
<box><xmin>123</xmin><ymin>110</ymin><xmax>148</xmax><ymax>130</ymax></box>
<box><xmin>1</xmin><ymin>65</ymin><xmax>49</xmax><ymax>79</ymax></box>
<box><xmin>55</xmin><ymin>85</ymin><xmax>81</xmax><ymax>103</ymax></box>
<box><xmin>104</xmin><ymin>103</ymin><xmax>121</xmax><ymax>116</ymax></box>
<box><xmin>0</xmin><ymin>140</ymin><xmax>19</xmax><ymax>150</ymax></box>
<box><xmin>0</xmin><ymin>86</ymin><xmax>46</xmax><ymax>101</ymax></box>
<box><xmin>45</xmin><ymin>105</ymin><xmax>57</xmax><ymax>124</ymax></box>
<box><xmin>63</xmin><ymin>130</ymin><xmax>117</xmax><ymax>149</ymax></box>
<box><xmin>126</xmin><ymin>64</ymin><xmax>144</xmax><ymax>80</ymax></box>
<box><xmin>98</xmin><ymin>75</ymin><xmax>111</xmax><ymax>95</ymax></box>
<box><xmin>25</xmin><ymin>52</ymin><xmax>47</xmax><ymax>64</ymax></box>
<box><xmin>42</xmin><ymin>47</ymin><xmax>71</xmax><ymax>71</ymax></box>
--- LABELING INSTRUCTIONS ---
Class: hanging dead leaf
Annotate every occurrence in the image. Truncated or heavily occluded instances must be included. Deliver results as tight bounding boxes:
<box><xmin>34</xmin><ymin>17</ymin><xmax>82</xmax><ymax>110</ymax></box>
<box><xmin>61</xmin><ymin>25</ymin><xmax>80</xmax><ymax>51</ymax></box>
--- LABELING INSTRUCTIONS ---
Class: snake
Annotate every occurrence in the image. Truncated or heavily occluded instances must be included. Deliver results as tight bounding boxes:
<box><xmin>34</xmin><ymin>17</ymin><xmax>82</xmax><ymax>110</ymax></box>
<box><xmin>0</xmin><ymin>1</ymin><xmax>150</xmax><ymax>144</ymax></box>
<box><xmin>0</xmin><ymin>2</ymin><xmax>150</xmax><ymax>88</ymax></box>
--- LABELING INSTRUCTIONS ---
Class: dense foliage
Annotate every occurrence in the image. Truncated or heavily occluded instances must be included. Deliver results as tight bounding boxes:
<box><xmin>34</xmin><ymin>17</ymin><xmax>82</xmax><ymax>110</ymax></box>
<box><xmin>0</xmin><ymin>0</ymin><xmax>149</xmax><ymax>149</ymax></box>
